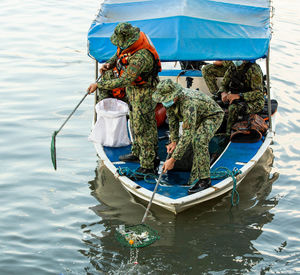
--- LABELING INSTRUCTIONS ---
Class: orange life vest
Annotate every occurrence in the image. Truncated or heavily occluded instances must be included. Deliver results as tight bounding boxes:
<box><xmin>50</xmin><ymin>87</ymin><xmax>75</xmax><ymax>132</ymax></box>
<box><xmin>111</xmin><ymin>31</ymin><xmax>161</xmax><ymax>99</ymax></box>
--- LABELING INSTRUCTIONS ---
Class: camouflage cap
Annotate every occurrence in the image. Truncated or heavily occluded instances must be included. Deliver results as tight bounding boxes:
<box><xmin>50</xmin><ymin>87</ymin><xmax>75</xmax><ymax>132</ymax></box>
<box><xmin>152</xmin><ymin>79</ymin><xmax>183</xmax><ymax>103</ymax></box>
<box><xmin>110</xmin><ymin>22</ymin><xmax>140</xmax><ymax>49</ymax></box>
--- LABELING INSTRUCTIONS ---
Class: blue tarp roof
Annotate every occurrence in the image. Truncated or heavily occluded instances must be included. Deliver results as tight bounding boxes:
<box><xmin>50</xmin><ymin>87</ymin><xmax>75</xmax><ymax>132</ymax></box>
<box><xmin>87</xmin><ymin>0</ymin><xmax>271</xmax><ymax>62</ymax></box>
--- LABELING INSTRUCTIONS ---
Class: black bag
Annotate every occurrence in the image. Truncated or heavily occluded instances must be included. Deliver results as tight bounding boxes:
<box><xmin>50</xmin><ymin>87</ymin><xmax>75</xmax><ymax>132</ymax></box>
<box><xmin>257</xmin><ymin>99</ymin><xmax>278</xmax><ymax>120</ymax></box>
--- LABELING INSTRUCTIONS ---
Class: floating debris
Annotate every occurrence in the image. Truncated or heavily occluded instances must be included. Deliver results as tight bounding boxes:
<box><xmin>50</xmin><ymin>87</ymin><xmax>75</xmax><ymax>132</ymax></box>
<box><xmin>115</xmin><ymin>224</ymin><xmax>159</xmax><ymax>248</ymax></box>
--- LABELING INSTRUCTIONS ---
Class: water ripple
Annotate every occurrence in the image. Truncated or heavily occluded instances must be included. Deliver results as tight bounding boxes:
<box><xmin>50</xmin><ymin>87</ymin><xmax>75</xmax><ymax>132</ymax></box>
<box><xmin>1</xmin><ymin>0</ymin><xmax>300</xmax><ymax>274</ymax></box>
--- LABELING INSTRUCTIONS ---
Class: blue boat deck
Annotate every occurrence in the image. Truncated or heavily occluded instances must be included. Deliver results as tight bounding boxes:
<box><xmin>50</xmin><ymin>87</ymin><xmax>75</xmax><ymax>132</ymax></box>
<box><xmin>103</xmin><ymin>126</ymin><xmax>263</xmax><ymax>200</ymax></box>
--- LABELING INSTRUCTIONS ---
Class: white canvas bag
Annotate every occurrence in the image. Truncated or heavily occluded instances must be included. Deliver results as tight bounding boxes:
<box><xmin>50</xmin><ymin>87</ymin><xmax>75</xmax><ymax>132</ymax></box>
<box><xmin>88</xmin><ymin>98</ymin><xmax>131</xmax><ymax>147</ymax></box>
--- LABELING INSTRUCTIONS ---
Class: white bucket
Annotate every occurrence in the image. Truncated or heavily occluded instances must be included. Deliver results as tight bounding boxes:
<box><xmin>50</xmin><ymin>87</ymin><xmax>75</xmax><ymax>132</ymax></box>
<box><xmin>88</xmin><ymin>98</ymin><xmax>131</xmax><ymax>147</ymax></box>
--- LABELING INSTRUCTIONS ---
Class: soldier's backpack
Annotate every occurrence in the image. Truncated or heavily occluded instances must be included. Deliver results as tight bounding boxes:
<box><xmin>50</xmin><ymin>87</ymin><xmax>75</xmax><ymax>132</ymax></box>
<box><xmin>230</xmin><ymin>114</ymin><xmax>268</xmax><ymax>143</ymax></box>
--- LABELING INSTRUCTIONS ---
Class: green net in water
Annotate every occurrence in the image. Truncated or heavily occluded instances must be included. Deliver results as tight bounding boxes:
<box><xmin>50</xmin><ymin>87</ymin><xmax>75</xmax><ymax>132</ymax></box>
<box><xmin>115</xmin><ymin>224</ymin><xmax>160</xmax><ymax>248</ymax></box>
<box><xmin>51</xmin><ymin>131</ymin><xmax>58</xmax><ymax>170</ymax></box>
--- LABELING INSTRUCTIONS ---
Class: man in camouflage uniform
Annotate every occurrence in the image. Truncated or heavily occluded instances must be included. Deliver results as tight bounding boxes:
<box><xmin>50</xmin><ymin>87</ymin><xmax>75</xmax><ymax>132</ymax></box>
<box><xmin>217</xmin><ymin>60</ymin><xmax>265</xmax><ymax>135</ymax></box>
<box><xmin>202</xmin><ymin>61</ymin><xmax>233</xmax><ymax>94</ymax></box>
<box><xmin>152</xmin><ymin>79</ymin><xmax>224</xmax><ymax>194</ymax></box>
<box><xmin>87</xmin><ymin>23</ymin><xmax>160</xmax><ymax>178</ymax></box>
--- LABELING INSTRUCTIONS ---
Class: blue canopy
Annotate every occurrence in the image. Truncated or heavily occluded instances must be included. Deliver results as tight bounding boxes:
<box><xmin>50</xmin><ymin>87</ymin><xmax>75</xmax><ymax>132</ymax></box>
<box><xmin>87</xmin><ymin>0</ymin><xmax>271</xmax><ymax>62</ymax></box>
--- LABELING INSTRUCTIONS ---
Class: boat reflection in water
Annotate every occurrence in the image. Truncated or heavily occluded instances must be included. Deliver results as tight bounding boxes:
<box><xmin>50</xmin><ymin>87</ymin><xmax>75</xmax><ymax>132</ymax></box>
<box><xmin>79</xmin><ymin>148</ymin><xmax>279</xmax><ymax>274</ymax></box>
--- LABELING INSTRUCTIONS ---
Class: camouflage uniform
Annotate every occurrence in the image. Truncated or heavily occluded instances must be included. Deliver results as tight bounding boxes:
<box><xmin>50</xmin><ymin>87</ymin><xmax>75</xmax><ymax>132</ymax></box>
<box><xmin>97</xmin><ymin>23</ymin><xmax>158</xmax><ymax>169</ymax></box>
<box><xmin>218</xmin><ymin>62</ymin><xmax>265</xmax><ymax>135</ymax></box>
<box><xmin>153</xmin><ymin>80</ymin><xmax>224</xmax><ymax>184</ymax></box>
<box><xmin>97</xmin><ymin>69</ymin><xmax>128</xmax><ymax>103</ymax></box>
<box><xmin>202</xmin><ymin>61</ymin><xmax>233</xmax><ymax>94</ymax></box>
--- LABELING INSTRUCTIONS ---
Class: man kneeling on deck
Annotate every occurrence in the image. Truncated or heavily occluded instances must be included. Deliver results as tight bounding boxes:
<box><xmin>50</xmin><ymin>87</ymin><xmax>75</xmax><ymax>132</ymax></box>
<box><xmin>152</xmin><ymin>79</ymin><xmax>224</xmax><ymax>194</ymax></box>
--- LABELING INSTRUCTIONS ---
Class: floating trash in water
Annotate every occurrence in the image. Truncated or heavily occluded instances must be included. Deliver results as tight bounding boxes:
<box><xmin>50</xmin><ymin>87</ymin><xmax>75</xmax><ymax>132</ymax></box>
<box><xmin>115</xmin><ymin>224</ymin><xmax>159</xmax><ymax>248</ymax></box>
<box><xmin>115</xmin><ymin>224</ymin><xmax>160</xmax><ymax>265</ymax></box>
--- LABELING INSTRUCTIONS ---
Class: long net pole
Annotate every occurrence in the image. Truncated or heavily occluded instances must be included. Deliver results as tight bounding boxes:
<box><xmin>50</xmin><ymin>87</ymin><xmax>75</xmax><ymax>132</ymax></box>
<box><xmin>266</xmin><ymin>48</ymin><xmax>272</xmax><ymax>131</ymax></box>
<box><xmin>94</xmin><ymin>60</ymin><xmax>98</xmax><ymax>124</ymax></box>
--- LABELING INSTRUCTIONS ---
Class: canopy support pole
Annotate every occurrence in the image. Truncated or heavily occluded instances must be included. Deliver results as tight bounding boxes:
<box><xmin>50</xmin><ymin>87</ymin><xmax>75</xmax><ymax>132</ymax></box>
<box><xmin>266</xmin><ymin>49</ymin><xmax>272</xmax><ymax>131</ymax></box>
<box><xmin>94</xmin><ymin>60</ymin><xmax>98</xmax><ymax>123</ymax></box>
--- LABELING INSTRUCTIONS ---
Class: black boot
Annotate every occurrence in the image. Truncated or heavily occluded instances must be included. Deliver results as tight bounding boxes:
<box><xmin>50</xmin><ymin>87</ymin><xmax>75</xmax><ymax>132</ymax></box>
<box><xmin>129</xmin><ymin>167</ymin><xmax>157</xmax><ymax>181</ymax></box>
<box><xmin>188</xmin><ymin>178</ymin><xmax>211</xmax><ymax>194</ymax></box>
<box><xmin>119</xmin><ymin>153</ymin><xmax>139</xmax><ymax>163</ymax></box>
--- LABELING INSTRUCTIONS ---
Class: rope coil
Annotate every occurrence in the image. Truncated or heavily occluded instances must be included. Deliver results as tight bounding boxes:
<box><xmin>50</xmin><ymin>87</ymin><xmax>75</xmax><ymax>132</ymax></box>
<box><xmin>116</xmin><ymin>167</ymin><xmax>157</xmax><ymax>184</ymax></box>
<box><xmin>211</xmin><ymin>166</ymin><xmax>241</xmax><ymax>206</ymax></box>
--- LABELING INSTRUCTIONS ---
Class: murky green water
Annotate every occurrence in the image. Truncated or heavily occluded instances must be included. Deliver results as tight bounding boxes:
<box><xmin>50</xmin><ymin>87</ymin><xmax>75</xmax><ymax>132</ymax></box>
<box><xmin>0</xmin><ymin>0</ymin><xmax>300</xmax><ymax>274</ymax></box>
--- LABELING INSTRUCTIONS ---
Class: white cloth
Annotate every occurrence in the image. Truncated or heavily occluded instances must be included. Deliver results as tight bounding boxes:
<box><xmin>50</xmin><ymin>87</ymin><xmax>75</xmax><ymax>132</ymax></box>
<box><xmin>88</xmin><ymin>98</ymin><xmax>131</xmax><ymax>147</ymax></box>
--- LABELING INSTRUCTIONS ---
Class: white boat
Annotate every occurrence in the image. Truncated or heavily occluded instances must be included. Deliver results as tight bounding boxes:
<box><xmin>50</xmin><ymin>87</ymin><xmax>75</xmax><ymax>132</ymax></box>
<box><xmin>87</xmin><ymin>0</ymin><xmax>277</xmax><ymax>214</ymax></box>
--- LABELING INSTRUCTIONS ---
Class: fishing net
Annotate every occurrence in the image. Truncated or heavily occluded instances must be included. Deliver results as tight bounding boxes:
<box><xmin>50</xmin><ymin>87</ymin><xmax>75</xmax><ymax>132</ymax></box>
<box><xmin>115</xmin><ymin>224</ymin><xmax>160</xmax><ymax>248</ymax></box>
<box><xmin>51</xmin><ymin>131</ymin><xmax>58</xmax><ymax>170</ymax></box>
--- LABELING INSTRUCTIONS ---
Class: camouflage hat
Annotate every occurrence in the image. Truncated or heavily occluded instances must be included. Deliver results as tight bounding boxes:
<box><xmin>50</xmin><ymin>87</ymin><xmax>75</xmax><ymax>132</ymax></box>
<box><xmin>152</xmin><ymin>79</ymin><xmax>183</xmax><ymax>103</ymax></box>
<box><xmin>110</xmin><ymin>22</ymin><xmax>140</xmax><ymax>49</ymax></box>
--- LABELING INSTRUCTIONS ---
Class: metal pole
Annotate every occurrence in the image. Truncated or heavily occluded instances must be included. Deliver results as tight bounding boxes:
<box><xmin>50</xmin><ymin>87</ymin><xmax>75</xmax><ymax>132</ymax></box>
<box><xmin>94</xmin><ymin>60</ymin><xmax>98</xmax><ymax>123</ymax></box>
<box><xmin>141</xmin><ymin>154</ymin><xmax>170</xmax><ymax>224</ymax></box>
<box><xmin>266</xmin><ymin>48</ymin><xmax>272</xmax><ymax>131</ymax></box>
<box><xmin>141</xmin><ymin>171</ymin><xmax>164</xmax><ymax>224</ymax></box>
<box><xmin>95</xmin><ymin>60</ymin><xmax>98</xmax><ymax>80</ymax></box>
